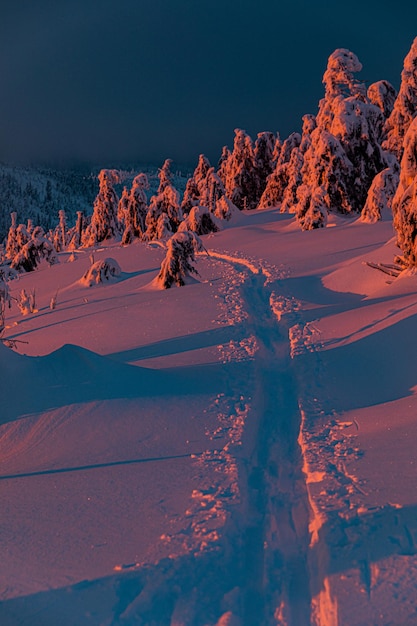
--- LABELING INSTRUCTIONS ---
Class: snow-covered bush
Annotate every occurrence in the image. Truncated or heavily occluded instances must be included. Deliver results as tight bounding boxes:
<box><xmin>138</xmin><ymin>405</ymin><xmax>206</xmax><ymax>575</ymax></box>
<box><xmin>157</xmin><ymin>231</ymin><xmax>205</xmax><ymax>288</ymax></box>
<box><xmin>213</xmin><ymin>195</ymin><xmax>239</xmax><ymax>221</ymax></box>
<box><xmin>80</xmin><ymin>257</ymin><xmax>121</xmax><ymax>286</ymax></box>
<box><xmin>178</xmin><ymin>206</ymin><xmax>220</xmax><ymax>235</ymax></box>
<box><xmin>17</xmin><ymin>288</ymin><xmax>37</xmax><ymax>315</ymax></box>
<box><xmin>11</xmin><ymin>226</ymin><xmax>58</xmax><ymax>272</ymax></box>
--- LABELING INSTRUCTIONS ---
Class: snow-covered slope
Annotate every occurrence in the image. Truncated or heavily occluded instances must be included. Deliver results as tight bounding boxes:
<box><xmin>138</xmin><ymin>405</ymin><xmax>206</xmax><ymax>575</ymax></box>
<box><xmin>1</xmin><ymin>208</ymin><xmax>416</xmax><ymax>625</ymax></box>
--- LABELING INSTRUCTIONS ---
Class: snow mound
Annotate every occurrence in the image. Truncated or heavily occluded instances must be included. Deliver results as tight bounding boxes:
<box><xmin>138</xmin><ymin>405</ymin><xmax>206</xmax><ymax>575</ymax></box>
<box><xmin>0</xmin><ymin>342</ymin><xmax>171</xmax><ymax>425</ymax></box>
<box><xmin>80</xmin><ymin>257</ymin><xmax>122</xmax><ymax>286</ymax></box>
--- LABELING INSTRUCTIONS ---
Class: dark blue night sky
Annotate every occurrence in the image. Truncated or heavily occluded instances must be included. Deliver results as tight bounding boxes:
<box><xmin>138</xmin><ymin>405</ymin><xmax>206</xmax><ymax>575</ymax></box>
<box><xmin>0</xmin><ymin>0</ymin><xmax>416</xmax><ymax>167</ymax></box>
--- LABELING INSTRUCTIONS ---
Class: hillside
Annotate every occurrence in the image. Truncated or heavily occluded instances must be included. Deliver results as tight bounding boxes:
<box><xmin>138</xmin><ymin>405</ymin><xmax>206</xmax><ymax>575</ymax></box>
<box><xmin>1</xmin><ymin>206</ymin><xmax>416</xmax><ymax>625</ymax></box>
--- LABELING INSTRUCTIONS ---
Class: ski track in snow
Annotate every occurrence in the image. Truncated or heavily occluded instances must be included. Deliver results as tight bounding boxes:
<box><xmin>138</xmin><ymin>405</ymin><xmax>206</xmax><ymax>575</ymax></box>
<box><xmin>207</xmin><ymin>250</ymin><xmax>312</xmax><ymax>625</ymax></box>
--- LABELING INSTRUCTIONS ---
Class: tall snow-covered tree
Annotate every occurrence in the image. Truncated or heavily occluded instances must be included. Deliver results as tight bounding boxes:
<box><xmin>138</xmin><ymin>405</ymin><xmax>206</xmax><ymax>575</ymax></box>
<box><xmin>294</xmin><ymin>48</ymin><xmax>388</xmax><ymax>228</ymax></box>
<box><xmin>181</xmin><ymin>154</ymin><xmax>211</xmax><ymax>215</ymax></box>
<box><xmin>144</xmin><ymin>164</ymin><xmax>181</xmax><ymax>240</ymax></box>
<box><xmin>258</xmin><ymin>132</ymin><xmax>301</xmax><ymax>209</ymax></box>
<box><xmin>121</xmin><ymin>173</ymin><xmax>149</xmax><ymax>245</ymax></box>
<box><xmin>280</xmin><ymin>115</ymin><xmax>316</xmax><ymax>213</ymax></box>
<box><xmin>383</xmin><ymin>37</ymin><xmax>417</xmax><ymax>160</ymax></box>
<box><xmin>199</xmin><ymin>167</ymin><xmax>227</xmax><ymax>212</ymax></box>
<box><xmin>219</xmin><ymin>129</ymin><xmax>258</xmax><ymax>210</ymax></box>
<box><xmin>158</xmin><ymin>158</ymin><xmax>174</xmax><ymax>193</ymax></box>
<box><xmin>5</xmin><ymin>212</ymin><xmax>18</xmax><ymax>260</ymax></box>
<box><xmin>83</xmin><ymin>169</ymin><xmax>120</xmax><ymax>246</ymax></box>
<box><xmin>392</xmin><ymin>117</ymin><xmax>417</xmax><ymax>265</ymax></box>
<box><xmin>53</xmin><ymin>210</ymin><xmax>67</xmax><ymax>252</ymax></box>
<box><xmin>253</xmin><ymin>131</ymin><xmax>276</xmax><ymax>202</ymax></box>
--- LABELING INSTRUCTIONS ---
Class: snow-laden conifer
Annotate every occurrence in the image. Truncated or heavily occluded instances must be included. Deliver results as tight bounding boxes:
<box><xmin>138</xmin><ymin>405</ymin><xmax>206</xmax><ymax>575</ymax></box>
<box><xmin>11</xmin><ymin>226</ymin><xmax>58</xmax><ymax>272</ymax></box>
<box><xmin>181</xmin><ymin>155</ymin><xmax>211</xmax><ymax>215</ymax></box>
<box><xmin>258</xmin><ymin>132</ymin><xmax>301</xmax><ymax>209</ymax></box>
<box><xmin>392</xmin><ymin>117</ymin><xmax>417</xmax><ymax>265</ymax></box>
<box><xmin>83</xmin><ymin>169</ymin><xmax>120</xmax><ymax>247</ymax></box>
<box><xmin>253</xmin><ymin>131</ymin><xmax>276</xmax><ymax>202</ymax></box>
<box><xmin>53</xmin><ymin>209</ymin><xmax>68</xmax><ymax>252</ymax></box>
<box><xmin>121</xmin><ymin>173</ymin><xmax>149</xmax><ymax>245</ymax></box>
<box><xmin>367</xmin><ymin>80</ymin><xmax>397</xmax><ymax>121</ymax></box>
<box><xmin>219</xmin><ymin>129</ymin><xmax>258</xmax><ymax>210</ymax></box>
<box><xmin>5</xmin><ymin>212</ymin><xmax>19</xmax><ymax>260</ymax></box>
<box><xmin>293</xmin><ymin>48</ymin><xmax>388</xmax><ymax>228</ymax></box>
<box><xmin>361</xmin><ymin>165</ymin><xmax>400</xmax><ymax>223</ymax></box>
<box><xmin>383</xmin><ymin>37</ymin><xmax>417</xmax><ymax>159</ymax></box>
<box><xmin>157</xmin><ymin>231</ymin><xmax>205</xmax><ymax>288</ymax></box>
<box><xmin>280</xmin><ymin>116</ymin><xmax>316</xmax><ymax>213</ymax></box>
<box><xmin>144</xmin><ymin>163</ymin><xmax>181</xmax><ymax>240</ymax></box>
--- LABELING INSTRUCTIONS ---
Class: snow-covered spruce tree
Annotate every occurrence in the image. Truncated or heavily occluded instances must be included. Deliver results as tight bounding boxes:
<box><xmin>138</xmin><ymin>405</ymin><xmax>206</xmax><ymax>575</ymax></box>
<box><xmin>253</xmin><ymin>131</ymin><xmax>276</xmax><ymax>203</ymax></box>
<box><xmin>117</xmin><ymin>187</ymin><xmax>130</xmax><ymax>228</ymax></box>
<box><xmin>258</xmin><ymin>132</ymin><xmax>301</xmax><ymax>209</ymax></box>
<box><xmin>157</xmin><ymin>158</ymin><xmax>174</xmax><ymax>193</ymax></box>
<box><xmin>11</xmin><ymin>226</ymin><xmax>58</xmax><ymax>272</ymax></box>
<box><xmin>217</xmin><ymin>145</ymin><xmax>231</xmax><ymax>175</ymax></box>
<box><xmin>295</xmin><ymin>48</ymin><xmax>388</xmax><ymax>228</ymax></box>
<box><xmin>367</xmin><ymin>80</ymin><xmax>397</xmax><ymax>129</ymax></box>
<box><xmin>121</xmin><ymin>173</ymin><xmax>149</xmax><ymax>245</ymax></box>
<box><xmin>361</xmin><ymin>165</ymin><xmax>400</xmax><ymax>223</ymax></box>
<box><xmin>181</xmin><ymin>154</ymin><xmax>211</xmax><ymax>215</ymax></box>
<box><xmin>144</xmin><ymin>163</ymin><xmax>181</xmax><ymax>240</ymax></box>
<box><xmin>15</xmin><ymin>223</ymin><xmax>30</xmax><ymax>253</ymax></box>
<box><xmin>82</xmin><ymin>169</ymin><xmax>120</xmax><ymax>246</ymax></box>
<box><xmin>53</xmin><ymin>209</ymin><xmax>67</xmax><ymax>252</ymax></box>
<box><xmin>189</xmin><ymin>165</ymin><xmax>239</xmax><ymax>222</ymax></box>
<box><xmin>383</xmin><ymin>37</ymin><xmax>417</xmax><ymax>160</ymax></box>
<box><xmin>392</xmin><ymin>117</ymin><xmax>417</xmax><ymax>265</ymax></box>
<box><xmin>219</xmin><ymin>129</ymin><xmax>258</xmax><ymax>210</ymax></box>
<box><xmin>280</xmin><ymin>115</ymin><xmax>316</xmax><ymax>213</ymax></box>
<box><xmin>157</xmin><ymin>231</ymin><xmax>205</xmax><ymax>288</ymax></box>
<box><xmin>5</xmin><ymin>212</ymin><xmax>19</xmax><ymax>260</ymax></box>
<box><xmin>178</xmin><ymin>205</ymin><xmax>220</xmax><ymax>235</ymax></box>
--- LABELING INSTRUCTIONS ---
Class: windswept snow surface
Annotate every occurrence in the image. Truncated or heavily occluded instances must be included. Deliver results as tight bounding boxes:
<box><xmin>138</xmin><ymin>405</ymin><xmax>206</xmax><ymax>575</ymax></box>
<box><xmin>1</xmin><ymin>209</ymin><xmax>417</xmax><ymax>624</ymax></box>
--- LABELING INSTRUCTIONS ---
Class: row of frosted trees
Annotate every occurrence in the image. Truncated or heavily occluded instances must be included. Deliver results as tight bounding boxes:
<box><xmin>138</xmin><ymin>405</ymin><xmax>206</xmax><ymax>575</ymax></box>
<box><xmin>3</xmin><ymin>36</ymin><xmax>417</xmax><ymax>270</ymax></box>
